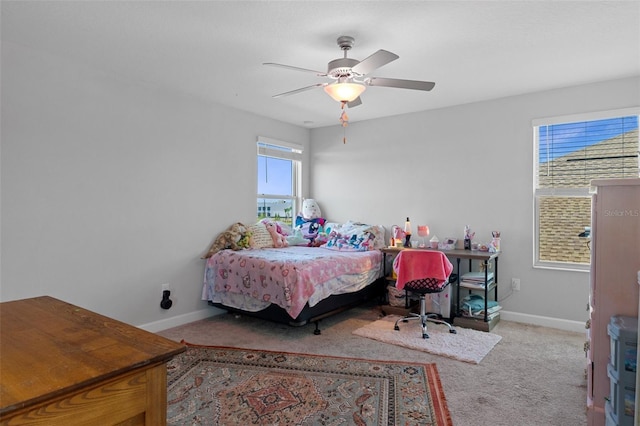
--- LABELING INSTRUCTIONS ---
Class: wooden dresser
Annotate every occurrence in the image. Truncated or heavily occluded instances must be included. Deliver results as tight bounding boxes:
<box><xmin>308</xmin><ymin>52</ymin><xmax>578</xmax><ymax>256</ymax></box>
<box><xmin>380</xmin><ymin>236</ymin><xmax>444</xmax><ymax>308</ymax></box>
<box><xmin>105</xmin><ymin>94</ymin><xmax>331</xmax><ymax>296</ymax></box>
<box><xmin>0</xmin><ymin>296</ymin><xmax>185</xmax><ymax>425</ymax></box>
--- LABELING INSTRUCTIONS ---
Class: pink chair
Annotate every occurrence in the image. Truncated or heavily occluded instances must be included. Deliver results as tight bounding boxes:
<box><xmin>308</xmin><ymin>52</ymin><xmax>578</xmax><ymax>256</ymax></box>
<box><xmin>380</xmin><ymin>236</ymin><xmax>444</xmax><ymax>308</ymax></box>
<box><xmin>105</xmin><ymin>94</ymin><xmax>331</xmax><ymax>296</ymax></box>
<box><xmin>393</xmin><ymin>250</ymin><xmax>457</xmax><ymax>339</ymax></box>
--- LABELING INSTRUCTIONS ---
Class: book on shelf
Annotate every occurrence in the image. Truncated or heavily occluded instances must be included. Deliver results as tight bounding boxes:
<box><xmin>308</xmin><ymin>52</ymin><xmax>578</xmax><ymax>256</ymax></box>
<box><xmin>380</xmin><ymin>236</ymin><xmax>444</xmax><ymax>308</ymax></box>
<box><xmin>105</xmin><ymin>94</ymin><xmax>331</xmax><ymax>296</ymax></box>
<box><xmin>459</xmin><ymin>271</ymin><xmax>494</xmax><ymax>289</ymax></box>
<box><xmin>460</xmin><ymin>280</ymin><xmax>488</xmax><ymax>289</ymax></box>
<box><xmin>460</xmin><ymin>304</ymin><xmax>502</xmax><ymax>318</ymax></box>
<box><xmin>460</xmin><ymin>310</ymin><xmax>501</xmax><ymax>321</ymax></box>
<box><xmin>461</xmin><ymin>271</ymin><xmax>494</xmax><ymax>282</ymax></box>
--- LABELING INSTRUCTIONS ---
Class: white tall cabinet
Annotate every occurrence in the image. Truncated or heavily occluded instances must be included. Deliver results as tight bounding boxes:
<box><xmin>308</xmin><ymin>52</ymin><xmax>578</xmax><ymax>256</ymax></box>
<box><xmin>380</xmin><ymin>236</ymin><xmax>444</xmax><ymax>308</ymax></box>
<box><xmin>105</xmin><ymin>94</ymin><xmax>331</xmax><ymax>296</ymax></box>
<box><xmin>586</xmin><ymin>178</ymin><xmax>640</xmax><ymax>426</ymax></box>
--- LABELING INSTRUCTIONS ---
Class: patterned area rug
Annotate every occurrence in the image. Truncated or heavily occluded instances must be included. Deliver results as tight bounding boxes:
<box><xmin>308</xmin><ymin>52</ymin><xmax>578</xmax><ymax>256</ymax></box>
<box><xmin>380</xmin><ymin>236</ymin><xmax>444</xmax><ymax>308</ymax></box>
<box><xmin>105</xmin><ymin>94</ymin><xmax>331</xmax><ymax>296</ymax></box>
<box><xmin>167</xmin><ymin>343</ymin><xmax>452</xmax><ymax>426</ymax></box>
<box><xmin>353</xmin><ymin>315</ymin><xmax>502</xmax><ymax>364</ymax></box>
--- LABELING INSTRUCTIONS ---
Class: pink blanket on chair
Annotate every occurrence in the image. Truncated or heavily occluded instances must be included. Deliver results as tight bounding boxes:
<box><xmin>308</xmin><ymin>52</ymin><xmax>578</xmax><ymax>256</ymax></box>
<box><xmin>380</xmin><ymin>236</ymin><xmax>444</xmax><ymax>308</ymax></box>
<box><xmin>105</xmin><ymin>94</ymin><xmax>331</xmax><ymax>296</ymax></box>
<box><xmin>393</xmin><ymin>250</ymin><xmax>453</xmax><ymax>290</ymax></box>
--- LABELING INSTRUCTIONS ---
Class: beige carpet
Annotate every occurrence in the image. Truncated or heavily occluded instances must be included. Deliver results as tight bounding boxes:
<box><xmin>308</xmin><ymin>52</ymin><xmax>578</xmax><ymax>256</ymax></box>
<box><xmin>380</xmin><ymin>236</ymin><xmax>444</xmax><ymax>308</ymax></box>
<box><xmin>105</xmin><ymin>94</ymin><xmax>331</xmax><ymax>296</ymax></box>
<box><xmin>353</xmin><ymin>315</ymin><xmax>502</xmax><ymax>364</ymax></box>
<box><xmin>158</xmin><ymin>301</ymin><xmax>587</xmax><ymax>426</ymax></box>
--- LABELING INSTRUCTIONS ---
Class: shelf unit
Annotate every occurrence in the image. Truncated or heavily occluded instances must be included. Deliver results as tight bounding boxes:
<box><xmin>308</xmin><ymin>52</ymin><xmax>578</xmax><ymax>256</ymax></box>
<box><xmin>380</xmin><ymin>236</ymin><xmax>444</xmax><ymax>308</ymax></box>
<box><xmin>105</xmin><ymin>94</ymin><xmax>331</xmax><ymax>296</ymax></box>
<box><xmin>449</xmin><ymin>249</ymin><xmax>500</xmax><ymax>332</ymax></box>
<box><xmin>455</xmin><ymin>278</ymin><xmax>500</xmax><ymax>332</ymax></box>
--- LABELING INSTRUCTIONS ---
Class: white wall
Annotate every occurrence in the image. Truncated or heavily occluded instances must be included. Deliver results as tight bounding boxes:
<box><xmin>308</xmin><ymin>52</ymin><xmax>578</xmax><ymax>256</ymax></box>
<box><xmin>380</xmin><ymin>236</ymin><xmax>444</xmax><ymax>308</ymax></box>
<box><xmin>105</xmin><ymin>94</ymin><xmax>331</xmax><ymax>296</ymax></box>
<box><xmin>0</xmin><ymin>41</ymin><xmax>310</xmax><ymax>329</ymax></box>
<box><xmin>309</xmin><ymin>76</ymin><xmax>640</xmax><ymax>330</ymax></box>
<box><xmin>3</xmin><ymin>38</ymin><xmax>637</xmax><ymax>332</ymax></box>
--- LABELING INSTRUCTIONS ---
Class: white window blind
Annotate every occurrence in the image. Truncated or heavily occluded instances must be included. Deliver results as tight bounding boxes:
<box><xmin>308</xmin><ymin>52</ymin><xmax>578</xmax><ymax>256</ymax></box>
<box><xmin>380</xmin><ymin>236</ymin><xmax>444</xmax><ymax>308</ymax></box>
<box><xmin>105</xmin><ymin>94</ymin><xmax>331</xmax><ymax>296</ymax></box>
<box><xmin>535</xmin><ymin>112</ymin><xmax>639</xmax><ymax>190</ymax></box>
<box><xmin>257</xmin><ymin>136</ymin><xmax>303</xmax><ymax>162</ymax></box>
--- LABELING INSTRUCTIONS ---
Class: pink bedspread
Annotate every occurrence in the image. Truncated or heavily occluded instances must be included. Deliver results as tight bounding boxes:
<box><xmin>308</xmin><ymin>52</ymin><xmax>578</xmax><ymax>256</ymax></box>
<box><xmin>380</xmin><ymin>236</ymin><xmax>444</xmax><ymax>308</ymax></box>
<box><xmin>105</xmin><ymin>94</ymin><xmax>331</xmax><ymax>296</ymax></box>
<box><xmin>204</xmin><ymin>246</ymin><xmax>382</xmax><ymax>318</ymax></box>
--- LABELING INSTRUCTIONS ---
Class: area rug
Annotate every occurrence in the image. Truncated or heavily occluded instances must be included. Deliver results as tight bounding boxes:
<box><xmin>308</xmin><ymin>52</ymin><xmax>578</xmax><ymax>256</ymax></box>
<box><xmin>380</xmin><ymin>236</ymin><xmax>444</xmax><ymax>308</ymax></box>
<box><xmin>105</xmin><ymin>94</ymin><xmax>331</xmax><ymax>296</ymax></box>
<box><xmin>352</xmin><ymin>315</ymin><xmax>502</xmax><ymax>364</ymax></box>
<box><xmin>167</xmin><ymin>342</ymin><xmax>452</xmax><ymax>426</ymax></box>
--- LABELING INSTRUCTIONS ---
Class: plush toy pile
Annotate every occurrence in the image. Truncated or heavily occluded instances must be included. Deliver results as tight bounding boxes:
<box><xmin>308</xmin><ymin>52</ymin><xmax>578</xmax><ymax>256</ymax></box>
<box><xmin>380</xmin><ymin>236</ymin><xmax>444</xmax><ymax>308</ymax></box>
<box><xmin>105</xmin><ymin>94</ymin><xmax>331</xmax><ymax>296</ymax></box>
<box><xmin>202</xmin><ymin>222</ymin><xmax>252</xmax><ymax>258</ymax></box>
<box><xmin>202</xmin><ymin>203</ymin><xmax>385</xmax><ymax>257</ymax></box>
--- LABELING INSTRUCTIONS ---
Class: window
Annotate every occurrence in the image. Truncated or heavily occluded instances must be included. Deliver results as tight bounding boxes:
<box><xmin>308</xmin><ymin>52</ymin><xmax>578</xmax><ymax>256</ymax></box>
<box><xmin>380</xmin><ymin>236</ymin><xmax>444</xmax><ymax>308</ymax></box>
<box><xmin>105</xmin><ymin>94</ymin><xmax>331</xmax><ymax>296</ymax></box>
<box><xmin>257</xmin><ymin>137</ymin><xmax>302</xmax><ymax>226</ymax></box>
<box><xmin>533</xmin><ymin>109</ymin><xmax>639</xmax><ymax>270</ymax></box>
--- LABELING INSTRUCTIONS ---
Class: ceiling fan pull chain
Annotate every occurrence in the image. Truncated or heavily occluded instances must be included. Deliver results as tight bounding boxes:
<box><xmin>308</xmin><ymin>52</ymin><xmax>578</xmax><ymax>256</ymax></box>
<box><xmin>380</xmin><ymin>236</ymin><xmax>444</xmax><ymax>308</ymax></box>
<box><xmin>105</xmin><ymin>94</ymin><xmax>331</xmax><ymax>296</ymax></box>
<box><xmin>340</xmin><ymin>102</ymin><xmax>349</xmax><ymax>143</ymax></box>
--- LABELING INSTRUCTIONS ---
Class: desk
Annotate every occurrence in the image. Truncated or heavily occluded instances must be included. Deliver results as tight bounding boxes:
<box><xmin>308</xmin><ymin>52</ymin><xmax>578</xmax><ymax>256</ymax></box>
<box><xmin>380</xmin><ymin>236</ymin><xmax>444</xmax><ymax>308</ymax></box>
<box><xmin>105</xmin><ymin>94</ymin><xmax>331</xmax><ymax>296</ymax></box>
<box><xmin>0</xmin><ymin>296</ymin><xmax>186</xmax><ymax>425</ymax></box>
<box><xmin>380</xmin><ymin>247</ymin><xmax>500</xmax><ymax>330</ymax></box>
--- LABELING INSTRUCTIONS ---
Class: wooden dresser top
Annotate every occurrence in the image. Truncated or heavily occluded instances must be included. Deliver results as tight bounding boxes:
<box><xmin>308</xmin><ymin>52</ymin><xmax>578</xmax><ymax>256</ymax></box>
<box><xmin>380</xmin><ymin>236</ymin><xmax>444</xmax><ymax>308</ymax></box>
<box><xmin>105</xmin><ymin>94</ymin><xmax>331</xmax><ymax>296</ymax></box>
<box><xmin>0</xmin><ymin>296</ymin><xmax>185</xmax><ymax>415</ymax></box>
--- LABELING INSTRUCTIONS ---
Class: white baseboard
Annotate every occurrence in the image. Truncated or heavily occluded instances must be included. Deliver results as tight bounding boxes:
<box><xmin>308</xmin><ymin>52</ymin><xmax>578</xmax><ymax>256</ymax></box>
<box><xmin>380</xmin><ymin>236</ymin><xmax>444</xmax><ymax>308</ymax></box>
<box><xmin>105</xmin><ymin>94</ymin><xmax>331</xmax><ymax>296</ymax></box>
<box><xmin>138</xmin><ymin>307</ymin><xmax>587</xmax><ymax>334</ymax></box>
<box><xmin>137</xmin><ymin>307</ymin><xmax>224</xmax><ymax>333</ymax></box>
<box><xmin>499</xmin><ymin>310</ymin><xmax>586</xmax><ymax>334</ymax></box>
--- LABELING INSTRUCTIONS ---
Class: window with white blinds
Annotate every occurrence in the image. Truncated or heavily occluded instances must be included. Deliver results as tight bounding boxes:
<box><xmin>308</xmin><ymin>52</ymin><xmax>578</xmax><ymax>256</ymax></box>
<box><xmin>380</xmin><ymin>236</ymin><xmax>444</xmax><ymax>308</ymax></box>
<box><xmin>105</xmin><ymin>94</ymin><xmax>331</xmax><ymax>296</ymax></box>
<box><xmin>533</xmin><ymin>108</ymin><xmax>639</xmax><ymax>269</ymax></box>
<box><xmin>536</xmin><ymin>115</ymin><xmax>639</xmax><ymax>189</ymax></box>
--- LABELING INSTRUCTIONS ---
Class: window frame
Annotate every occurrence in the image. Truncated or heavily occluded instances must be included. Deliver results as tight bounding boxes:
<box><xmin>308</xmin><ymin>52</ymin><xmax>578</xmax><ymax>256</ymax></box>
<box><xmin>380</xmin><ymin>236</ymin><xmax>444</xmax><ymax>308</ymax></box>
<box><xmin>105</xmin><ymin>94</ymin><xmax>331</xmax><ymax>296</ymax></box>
<box><xmin>532</xmin><ymin>107</ymin><xmax>639</xmax><ymax>271</ymax></box>
<box><xmin>256</xmin><ymin>136</ymin><xmax>303</xmax><ymax>225</ymax></box>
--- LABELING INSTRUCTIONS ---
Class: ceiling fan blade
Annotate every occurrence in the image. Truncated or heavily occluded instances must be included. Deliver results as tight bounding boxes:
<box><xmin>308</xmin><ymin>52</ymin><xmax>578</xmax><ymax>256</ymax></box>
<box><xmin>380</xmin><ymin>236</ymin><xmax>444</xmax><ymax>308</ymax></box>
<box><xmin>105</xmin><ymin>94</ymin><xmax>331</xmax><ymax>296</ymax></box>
<box><xmin>367</xmin><ymin>77</ymin><xmax>435</xmax><ymax>91</ymax></box>
<box><xmin>263</xmin><ymin>62</ymin><xmax>327</xmax><ymax>76</ymax></box>
<box><xmin>351</xmin><ymin>50</ymin><xmax>399</xmax><ymax>75</ymax></box>
<box><xmin>347</xmin><ymin>97</ymin><xmax>362</xmax><ymax>108</ymax></box>
<box><xmin>272</xmin><ymin>83</ymin><xmax>327</xmax><ymax>98</ymax></box>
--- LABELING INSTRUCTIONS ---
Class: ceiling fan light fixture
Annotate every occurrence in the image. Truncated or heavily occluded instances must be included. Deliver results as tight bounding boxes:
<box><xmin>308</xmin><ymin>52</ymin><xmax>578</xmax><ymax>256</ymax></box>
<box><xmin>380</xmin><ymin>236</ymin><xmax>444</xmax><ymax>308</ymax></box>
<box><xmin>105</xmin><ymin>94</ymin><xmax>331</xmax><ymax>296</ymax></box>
<box><xmin>323</xmin><ymin>82</ymin><xmax>366</xmax><ymax>103</ymax></box>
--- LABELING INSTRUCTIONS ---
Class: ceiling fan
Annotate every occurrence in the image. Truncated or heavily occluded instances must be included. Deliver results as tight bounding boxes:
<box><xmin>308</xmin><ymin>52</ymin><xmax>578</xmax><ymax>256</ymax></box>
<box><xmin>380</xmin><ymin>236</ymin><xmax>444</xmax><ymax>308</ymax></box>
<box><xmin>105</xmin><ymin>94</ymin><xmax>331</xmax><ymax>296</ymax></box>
<box><xmin>264</xmin><ymin>35</ymin><xmax>435</xmax><ymax>108</ymax></box>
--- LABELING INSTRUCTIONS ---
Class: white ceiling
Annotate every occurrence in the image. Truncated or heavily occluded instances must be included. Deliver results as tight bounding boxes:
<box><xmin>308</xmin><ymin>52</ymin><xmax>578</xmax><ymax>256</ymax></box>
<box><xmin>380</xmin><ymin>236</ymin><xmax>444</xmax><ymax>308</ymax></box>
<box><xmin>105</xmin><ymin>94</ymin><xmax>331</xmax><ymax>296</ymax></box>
<box><xmin>2</xmin><ymin>1</ymin><xmax>639</xmax><ymax>128</ymax></box>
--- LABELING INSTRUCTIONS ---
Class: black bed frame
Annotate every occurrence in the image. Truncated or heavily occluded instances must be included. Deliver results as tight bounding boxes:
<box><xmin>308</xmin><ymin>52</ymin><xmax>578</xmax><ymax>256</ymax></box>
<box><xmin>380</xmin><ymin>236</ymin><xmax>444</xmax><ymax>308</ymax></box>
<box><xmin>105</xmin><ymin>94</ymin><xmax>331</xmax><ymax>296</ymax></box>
<box><xmin>209</xmin><ymin>277</ymin><xmax>386</xmax><ymax>335</ymax></box>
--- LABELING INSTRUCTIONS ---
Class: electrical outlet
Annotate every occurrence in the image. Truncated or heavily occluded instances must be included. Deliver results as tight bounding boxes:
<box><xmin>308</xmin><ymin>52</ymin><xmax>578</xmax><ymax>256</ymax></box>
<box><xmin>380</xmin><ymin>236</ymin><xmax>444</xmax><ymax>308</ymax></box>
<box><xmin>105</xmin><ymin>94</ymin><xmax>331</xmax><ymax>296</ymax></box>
<box><xmin>511</xmin><ymin>278</ymin><xmax>521</xmax><ymax>291</ymax></box>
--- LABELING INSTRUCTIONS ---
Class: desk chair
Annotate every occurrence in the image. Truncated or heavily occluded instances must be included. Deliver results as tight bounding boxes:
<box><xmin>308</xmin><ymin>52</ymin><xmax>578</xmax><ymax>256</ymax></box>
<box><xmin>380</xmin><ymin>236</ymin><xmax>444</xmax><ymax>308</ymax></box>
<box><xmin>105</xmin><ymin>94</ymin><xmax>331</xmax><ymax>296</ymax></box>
<box><xmin>393</xmin><ymin>250</ymin><xmax>457</xmax><ymax>339</ymax></box>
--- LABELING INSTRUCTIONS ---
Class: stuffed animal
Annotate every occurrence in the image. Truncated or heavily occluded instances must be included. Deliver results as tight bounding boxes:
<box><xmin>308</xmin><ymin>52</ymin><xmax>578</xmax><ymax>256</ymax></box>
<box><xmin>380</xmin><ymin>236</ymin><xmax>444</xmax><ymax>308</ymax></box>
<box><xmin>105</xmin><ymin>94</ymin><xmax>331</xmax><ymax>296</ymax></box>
<box><xmin>264</xmin><ymin>221</ymin><xmax>287</xmax><ymax>248</ymax></box>
<box><xmin>202</xmin><ymin>222</ymin><xmax>252</xmax><ymax>258</ymax></box>
<box><xmin>260</xmin><ymin>218</ymin><xmax>285</xmax><ymax>235</ymax></box>
<box><xmin>286</xmin><ymin>228</ymin><xmax>308</xmax><ymax>246</ymax></box>
<box><xmin>295</xmin><ymin>199</ymin><xmax>326</xmax><ymax>244</ymax></box>
<box><xmin>301</xmin><ymin>199</ymin><xmax>322</xmax><ymax>219</ymax></box>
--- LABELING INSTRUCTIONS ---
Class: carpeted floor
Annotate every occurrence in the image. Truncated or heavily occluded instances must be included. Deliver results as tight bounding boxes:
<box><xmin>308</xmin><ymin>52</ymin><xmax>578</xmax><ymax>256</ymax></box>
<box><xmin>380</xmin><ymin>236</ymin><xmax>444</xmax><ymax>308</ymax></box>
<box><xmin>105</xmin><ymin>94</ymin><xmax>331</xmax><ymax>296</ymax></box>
<box><xmin>159</xmin><ymin>301</ymin><xmax>587</xmax><ymax>426</ymax></box>
<box><xmin>167</xmin><ymin>343</ymin><xmax>451</xmax><ymax>425</ymax></box>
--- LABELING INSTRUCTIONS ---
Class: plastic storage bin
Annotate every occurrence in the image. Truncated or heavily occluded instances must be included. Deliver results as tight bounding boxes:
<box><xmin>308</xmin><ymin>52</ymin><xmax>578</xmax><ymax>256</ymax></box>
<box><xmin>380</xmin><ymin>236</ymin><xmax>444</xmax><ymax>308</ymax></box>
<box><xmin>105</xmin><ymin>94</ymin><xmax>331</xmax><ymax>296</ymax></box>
<box><xmin>607</xmin><ymin>316</ymin><xmax>638</xmax><ymax>376</ymax></box>
<box><xmin>607</xmin><ymin>363</ymin><xmax>636</xmax><ymax>426</ymax></box>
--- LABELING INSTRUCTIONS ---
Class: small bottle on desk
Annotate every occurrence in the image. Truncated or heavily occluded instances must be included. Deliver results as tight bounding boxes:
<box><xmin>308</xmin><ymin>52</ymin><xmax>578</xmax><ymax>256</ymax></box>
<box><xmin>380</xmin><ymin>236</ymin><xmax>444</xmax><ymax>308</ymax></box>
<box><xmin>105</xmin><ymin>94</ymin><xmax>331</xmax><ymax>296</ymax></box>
<box><xmin>463</xmin><ymin>225</ymin><xmax>472</xmax><ymax>250</ymax></box>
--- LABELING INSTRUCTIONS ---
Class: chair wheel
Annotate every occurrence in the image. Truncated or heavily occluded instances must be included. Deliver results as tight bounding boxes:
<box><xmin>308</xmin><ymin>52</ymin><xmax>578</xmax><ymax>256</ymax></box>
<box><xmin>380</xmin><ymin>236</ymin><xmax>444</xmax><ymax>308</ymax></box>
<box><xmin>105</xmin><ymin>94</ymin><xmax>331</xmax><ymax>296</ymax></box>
<box><xmin>422</xmin><ymin>333</ymin><xmax>429</xmax><ymax>339</ymax></box>
<box><xmin>450</xmin><ymin>329</ymin><xmax>457</xmax><ymax>334</ymax></box>
<box><xmin>394</xmin><ymin>325</ymin><xmax>400</xmax><ymax>331</ymax></box>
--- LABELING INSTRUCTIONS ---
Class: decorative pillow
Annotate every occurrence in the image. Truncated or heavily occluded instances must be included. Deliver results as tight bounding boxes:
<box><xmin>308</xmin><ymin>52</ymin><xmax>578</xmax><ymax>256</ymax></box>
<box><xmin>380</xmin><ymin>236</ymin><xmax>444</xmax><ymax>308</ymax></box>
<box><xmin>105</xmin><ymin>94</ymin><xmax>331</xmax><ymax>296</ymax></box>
<box><xmin>369</xmin><ymin>224</ymin><xmax>386</xmax><ymax>249</ymax></box>
<box><xmin>323</xmin><ymin>222</ymin><xmax>341</xmax><ymax>235</ymax></box>
<box><xmin>247</xmin><ymin>222</ymin><xmax>274</xmax><ymax>248</ymax></box>
<box><xmin>321</xmin><ymin>221</ymin><xmax>385</xmax><ymax>251</ymax></box>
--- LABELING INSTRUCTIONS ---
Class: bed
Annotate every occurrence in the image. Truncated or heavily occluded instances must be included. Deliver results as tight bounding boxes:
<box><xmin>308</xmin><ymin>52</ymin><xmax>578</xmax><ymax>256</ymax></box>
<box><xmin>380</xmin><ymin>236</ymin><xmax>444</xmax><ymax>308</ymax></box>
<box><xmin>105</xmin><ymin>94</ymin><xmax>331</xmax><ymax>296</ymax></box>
<box><xmin>201</xmin><ymin>222</ymin><xmax>386</xmax><ymax>334</ymax></box>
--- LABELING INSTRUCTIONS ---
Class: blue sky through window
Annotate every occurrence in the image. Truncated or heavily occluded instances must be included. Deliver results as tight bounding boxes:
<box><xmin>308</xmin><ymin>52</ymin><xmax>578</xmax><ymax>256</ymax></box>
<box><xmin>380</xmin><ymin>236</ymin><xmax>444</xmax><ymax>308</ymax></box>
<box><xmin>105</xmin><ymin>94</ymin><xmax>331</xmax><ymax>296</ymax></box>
<box><xmin>257</xmin><ymin>155</ymin><xmax>293</xmax><ymax>195</ymax></box>
<box><xmin>539</xmin><ymin>116</ymin><xmax>638</xmax><ymax>163</ymax></box>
